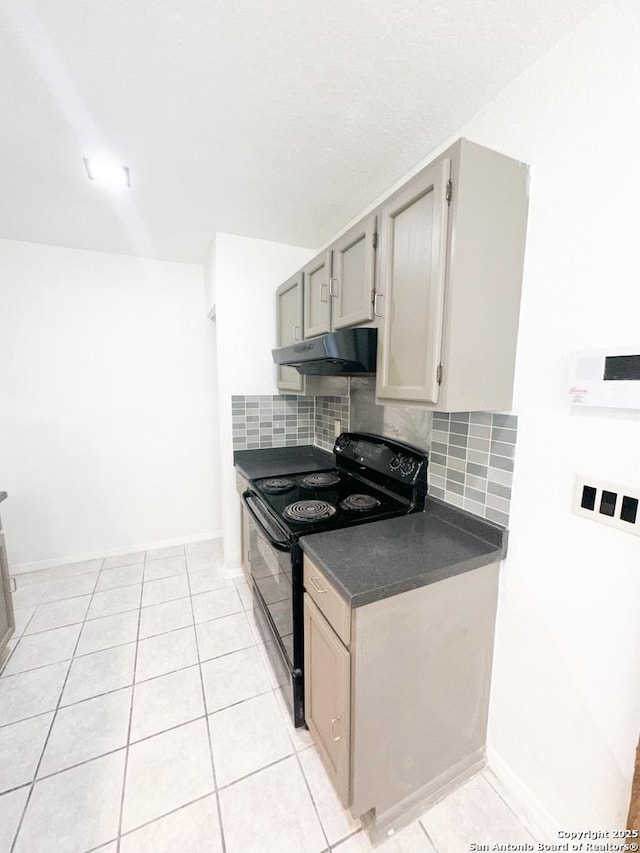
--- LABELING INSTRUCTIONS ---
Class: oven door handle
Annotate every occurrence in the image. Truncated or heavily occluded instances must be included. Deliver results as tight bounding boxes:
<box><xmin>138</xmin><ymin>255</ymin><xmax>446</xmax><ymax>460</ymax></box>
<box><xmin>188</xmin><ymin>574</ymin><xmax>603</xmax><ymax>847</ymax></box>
<box><xmin>241</xmin><ymin>490</ymin><xmax>291</xmax><ymax>552</ymax></box>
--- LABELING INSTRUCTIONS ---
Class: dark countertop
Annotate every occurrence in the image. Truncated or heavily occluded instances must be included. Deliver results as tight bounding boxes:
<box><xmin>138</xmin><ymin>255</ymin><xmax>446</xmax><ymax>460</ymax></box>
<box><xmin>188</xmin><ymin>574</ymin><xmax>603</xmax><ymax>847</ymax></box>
<box><xmin>300</xmin><ymin>496</ymin><xmax>508</xmax><ymax>608</ymax></box>
<box><xmin>0</xmin><ymin>492</ymin><xmax>6</xmax><ymax>504</ymax></box>
<box><xmin>234</xmin><ymin>445</ymin><xmax>335</xmax><ymax>481</ymax></box>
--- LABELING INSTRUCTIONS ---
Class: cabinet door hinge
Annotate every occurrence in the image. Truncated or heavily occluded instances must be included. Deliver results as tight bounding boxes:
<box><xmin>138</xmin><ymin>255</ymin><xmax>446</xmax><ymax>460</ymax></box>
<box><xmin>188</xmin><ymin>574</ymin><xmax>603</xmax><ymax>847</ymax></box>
<box><xmin>372</xmin><ymin>231</ymin><xmax>378</xmax><ymax>249</ymax></box>
<box><xmin>445</xmin><ymin>180</ymin><xmax>453</xmax><ymax>205</ymax></box>
<box><xmin>436</xmin><ymin>363</ymin><xmax>443</xmax><ymax>385</ymax></box>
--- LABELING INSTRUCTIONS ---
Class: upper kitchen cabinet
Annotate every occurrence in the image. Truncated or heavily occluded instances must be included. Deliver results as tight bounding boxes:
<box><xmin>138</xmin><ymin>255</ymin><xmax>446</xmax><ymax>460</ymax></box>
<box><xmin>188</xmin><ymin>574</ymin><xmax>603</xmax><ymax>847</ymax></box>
<box><xmin>302</xmin><ymin>215</ymin><xmax>377</xmax><ymax>338</ymax></box>
<box><xmin>376</xmin><ymin>159</ymin><xmax>450</xmax><ymax>405</ymax></box>
<box><xmin>331</xmin><ymin>214</ymin><xmax>376</xmax><ymax>330</ymax></box>
<box><xmin>375</xmin><ymin>138</ymin><xmax>529</xmax><ymax>412</ymax></box>
<box><xmin>303</xmin><ymin>251</ymin><xmax>332</xmax><ymax>338</ymax></box>
<box><xmin>276</xmin><ymin>273</ymin><xmax>305</xmax><ymax>393</ymax></box>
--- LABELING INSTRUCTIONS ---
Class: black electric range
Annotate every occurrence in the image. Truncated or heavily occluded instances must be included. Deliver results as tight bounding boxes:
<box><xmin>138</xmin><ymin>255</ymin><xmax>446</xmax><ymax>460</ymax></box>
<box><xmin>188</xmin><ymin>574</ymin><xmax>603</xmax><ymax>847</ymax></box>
<box><xmin>241</xmin><ymin>432</ymin><xmax>428</xmax><ymax>726</ymax></box>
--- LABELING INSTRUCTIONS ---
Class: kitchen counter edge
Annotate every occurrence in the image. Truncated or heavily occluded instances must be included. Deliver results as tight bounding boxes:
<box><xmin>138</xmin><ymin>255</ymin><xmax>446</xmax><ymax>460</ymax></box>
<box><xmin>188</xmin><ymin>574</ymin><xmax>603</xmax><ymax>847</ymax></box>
<box><xmin>300</xmin><ymin>496</ymin><xmax>508</xmax><ymax>608</ymax></box>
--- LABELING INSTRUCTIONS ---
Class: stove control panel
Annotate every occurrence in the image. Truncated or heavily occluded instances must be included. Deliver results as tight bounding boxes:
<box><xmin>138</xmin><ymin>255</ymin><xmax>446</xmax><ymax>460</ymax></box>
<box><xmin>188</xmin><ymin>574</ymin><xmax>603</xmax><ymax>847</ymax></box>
<box><xmin>400</xmin><ymin>457</ymin><xmax>416</xmax><ymax>477</ymax></box>
<box><xmin>334</xmin><ymin>432</ymin><xmax>427</xmax><ymax>490</ymax></box>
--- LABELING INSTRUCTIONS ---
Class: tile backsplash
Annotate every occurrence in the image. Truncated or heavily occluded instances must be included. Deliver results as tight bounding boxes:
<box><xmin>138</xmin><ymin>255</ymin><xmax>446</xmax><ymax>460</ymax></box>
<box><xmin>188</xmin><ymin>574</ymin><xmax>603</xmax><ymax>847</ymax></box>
<box><xmin>428</xmin><ymin>412</ymin><xmax>517</xmax><ymax>526</ymax></box>
<box><xmin>232</xmin><ymin>388</ymin><xmax>517</xmax><ymax>526</ymax></box>
<box><xmin>232</xmin><ymin>395</ymin><xmax>314</xmax><ymax>450</ymax></box>
<box><xmin>314</xmin><ymin>396</ymin><xmax>351</xmax><ymax>451</ymax></box>
<box><xmin>231</xmin><ymin>394</ymin><xmax>350</xmax><ymax>452</ymax></box>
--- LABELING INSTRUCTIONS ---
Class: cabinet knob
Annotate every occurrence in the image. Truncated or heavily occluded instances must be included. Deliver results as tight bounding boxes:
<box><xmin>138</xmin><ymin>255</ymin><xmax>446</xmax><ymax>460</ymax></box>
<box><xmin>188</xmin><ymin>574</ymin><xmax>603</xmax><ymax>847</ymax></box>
<box><xmin>293</xmin><ymin>325</ymin><xmax>301</xmax><ymax>341</ymax></box>
<box><xmin>373</xmin><ymin>292</ymin><xmax>384</xmax><ymax>317</ymax></box>
<box><xmin>329</xmin><ymin>277</ymin><xmax>338</xmax><ymax>297</ymax></box>
<box><xmin>320</xmin><ymin>283</ymin><xmax>328</xmax><ymax>303</ymax></box>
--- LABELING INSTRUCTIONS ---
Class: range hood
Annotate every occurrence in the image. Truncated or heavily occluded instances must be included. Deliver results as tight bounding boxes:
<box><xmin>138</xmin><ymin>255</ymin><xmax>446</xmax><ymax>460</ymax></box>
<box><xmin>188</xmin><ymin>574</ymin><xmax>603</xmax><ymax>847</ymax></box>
<box><xmin>272</xmin><ymin>328</ymin><xmax>377</xmax><ymax>375</ymax></box>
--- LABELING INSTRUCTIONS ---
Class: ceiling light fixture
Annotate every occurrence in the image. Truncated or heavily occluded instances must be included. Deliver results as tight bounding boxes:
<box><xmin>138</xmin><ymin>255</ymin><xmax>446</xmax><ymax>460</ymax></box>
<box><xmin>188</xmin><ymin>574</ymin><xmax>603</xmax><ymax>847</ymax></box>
<box><xmin>83</xmin><ymin>158</ymin><xmax>131</xmax><ymax>188</ymax></box>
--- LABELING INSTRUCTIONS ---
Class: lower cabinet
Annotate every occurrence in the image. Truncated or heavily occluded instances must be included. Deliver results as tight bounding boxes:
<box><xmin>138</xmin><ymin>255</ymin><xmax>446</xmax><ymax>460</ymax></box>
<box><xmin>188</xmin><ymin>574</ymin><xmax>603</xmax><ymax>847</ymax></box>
<box><xmin>0</xmin><ymin>527</ymin><xmax>15</xmax><ymax>660</ymax></box>
<box><xmin>303</xmin><ymin>594</ymin><xmax>351</xmax><ymax>803</ymax></box>
<box><xmin>302</xmin><ymin>553</ymin><xmax>500</xmax><ymax>826</ymax></box>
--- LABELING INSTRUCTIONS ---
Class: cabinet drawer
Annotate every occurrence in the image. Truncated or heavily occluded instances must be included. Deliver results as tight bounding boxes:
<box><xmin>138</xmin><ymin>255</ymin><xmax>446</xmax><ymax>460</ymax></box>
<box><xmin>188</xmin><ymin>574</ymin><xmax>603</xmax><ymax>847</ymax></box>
<box><xmin>303</xmin><ymin>557</ymin><xmax>351</xmax><ymax>646</ymax></box>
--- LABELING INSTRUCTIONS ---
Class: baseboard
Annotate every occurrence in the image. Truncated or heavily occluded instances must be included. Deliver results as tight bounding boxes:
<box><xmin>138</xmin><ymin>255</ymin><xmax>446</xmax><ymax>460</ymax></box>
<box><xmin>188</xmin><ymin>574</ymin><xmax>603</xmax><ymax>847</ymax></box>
<box><xmin>486</xmin><ymin>746</ymin><xmax>559</xmax><ymax>842</ymax></box>
<box><xmin>362</xmin><ymin>748</ymin><xmax>487</xmax><ymax>844</ymax></box>
<box><xmin>10</xmin><ymin>530</ymin><xmax>224</xmax><ymax>575</ymax></box>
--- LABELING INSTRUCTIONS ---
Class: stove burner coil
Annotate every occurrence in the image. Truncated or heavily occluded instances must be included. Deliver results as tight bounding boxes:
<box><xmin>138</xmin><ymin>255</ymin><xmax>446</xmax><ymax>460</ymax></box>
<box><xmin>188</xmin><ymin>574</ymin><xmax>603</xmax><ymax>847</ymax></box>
<box><xmin>260</xmin><ymin>478</ymin><xmax>295</xmax><ymax>493</ymax></box>
<box><xmin>301</xmin><ymin>472</ymin><xmax>340</xmax><ymax>488</ymax></box>
<box><xmin>283</xmin><ymin>500</ymin><xmax>337</xmax><ymax>522</ymax></box>
<box><xmin>340</xmin><ymin>494</ymin><xmax>381</xmax><ymax>512</ymax></box>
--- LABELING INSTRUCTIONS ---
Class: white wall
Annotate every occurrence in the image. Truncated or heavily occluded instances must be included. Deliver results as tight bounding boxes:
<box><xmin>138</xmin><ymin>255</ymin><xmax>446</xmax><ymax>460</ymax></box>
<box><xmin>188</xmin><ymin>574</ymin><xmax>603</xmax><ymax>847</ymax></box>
<box><xmin>0</xmin><ymin>239</ymin><xmax>221</xmax><ymax>567</ymax></box>
<box><xmin>459</xmin><ymin>1</ymin><xmax>640</xmax><ymax>831</ymax></box>
<box><xmin>211</xmin><ymin>233</ymin><xmax>314</xmax><ymax>572</ymax></box>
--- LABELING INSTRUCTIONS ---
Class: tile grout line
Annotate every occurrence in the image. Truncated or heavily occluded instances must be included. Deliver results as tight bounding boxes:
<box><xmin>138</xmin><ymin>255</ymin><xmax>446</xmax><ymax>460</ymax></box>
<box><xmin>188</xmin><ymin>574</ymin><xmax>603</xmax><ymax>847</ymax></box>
<box><xmin>253</xmin><ymin>619</ymin><xmax>335</xmax><ymax>843</ymax></box>
<box><xmin>2</xmin><ymin>595</ymin><xmax>243</xmax><ymax>800</ymax></box>
<box><xmin>0</xmin><ymin>615</ymin><xmax>261</xmax><ymax>732</ymax></box>
<box><xmin>327</xmin><ymin>827</ymin><xmax>365</xmax><ymax>851</ymax></box>
<box><xmin>1</xmin><ymin>688</ymin><xmax>265</xmax><ymax>799</ymax></box>
<box><xmin>2</xmin><ymin>553</ymin><xmax>196</xmax><ymax>848</ymax></box>
<box><xmin>0</xmin><ymin>580</ymin><xmax>54</xmax><ymax>676</ymax></box>
<box><xmin>293</xmin><ymin>746</ymin><xmax>331</xmax><ymax>850</ymax></box>
<box><xmin>114</xmin><ymin>790</ymin><xmax>214</xmax><ymax>849</ymax></box>
<box><xmin>115</xmin><ymin>557</ymin><xmax>145</xmax><ymax>853</ymax></box>
<box><xmin>11</xmin><ymin>541</ymin><xmax>220</xmax><ymax>587</ymax></box>
<box><xmin>1</xmin><ymin>571</ymin><xmax>227</xmax><ymax>671</ymax></box>
<box><xmin>8</xmin><ymin>557</ymin><xmax>106</xmax><ymax>853</ymax></box>
<box><xmin>184</xmin><ymin>552</ymin><xmax>227</xmax><ymax>853</ymax></box>
<box><xmin>0</xmin><ymin>638</ymin><xmax>19</xmax><ymax>677</ymax></box>
<box><xmin>419</xmin><ymin>819</ymin><xmax>442</xmax><ymax>851</ymax></box>
<box><xmin>214</xmin><ymin>748</ymin><xmax>299</xmax><ymax>794</ymax></box>
<box><xmin>1</xmin><ymin>545</ymin><xmax>222</xmax><ymax>682</ymax></box>
<box><xmin>481</xmin><ymin>769</ymin><xmax>539</xmax><ymax>843</ymax></box>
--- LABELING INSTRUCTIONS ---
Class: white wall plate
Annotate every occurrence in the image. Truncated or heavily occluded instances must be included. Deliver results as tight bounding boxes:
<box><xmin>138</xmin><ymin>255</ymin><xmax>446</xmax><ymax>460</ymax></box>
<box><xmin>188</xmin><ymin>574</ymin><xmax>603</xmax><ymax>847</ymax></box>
<box><xmin>573</xmin><ymin>475</ymin><xmax>640</xmax><ymax>537</ymax></box>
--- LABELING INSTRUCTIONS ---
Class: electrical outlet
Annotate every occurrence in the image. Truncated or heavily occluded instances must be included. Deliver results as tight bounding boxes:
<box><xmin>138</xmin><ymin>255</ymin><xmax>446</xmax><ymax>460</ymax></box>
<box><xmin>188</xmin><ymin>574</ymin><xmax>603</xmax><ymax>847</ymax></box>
<box><xmin>573</xmin><ymin>475</ymin><xmax>640</xmax><ymax>536</ymax></box>
<box><xmin>334</xmin><ymin>419</ymin><xmax>342</xmax><ymax>438</ymax></box>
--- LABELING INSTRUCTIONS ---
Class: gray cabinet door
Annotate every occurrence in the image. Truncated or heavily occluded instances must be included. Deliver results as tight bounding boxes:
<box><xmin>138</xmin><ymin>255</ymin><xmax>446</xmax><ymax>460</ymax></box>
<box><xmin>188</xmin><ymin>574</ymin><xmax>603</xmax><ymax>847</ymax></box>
<box><xmin>304</xmin><ymin>593</ymin><xmax>351</xmax><ymax>806</ymax></box>
<box><xmin>376</xmin><ymin>159</ymin><xmax>450</xmax><ymax>405</ymax></box>
<box><xmin>331</xmin><ymin>215</ymin><xmax>376</xmax><ymax>330</ymax></box>
<box><xmin>276</xmin><ymin>273</ymin><xmax>305</xmax><ymax>393</ymax></box>
<box><xmin>303</xmin><ymin>251</ymin><xmax>332</xmax><ymax>338</ymax></box>
<box><xmin>0</xmin><ymin>531</ymin><xmax>15</xmax><ymax>655</ymax></box>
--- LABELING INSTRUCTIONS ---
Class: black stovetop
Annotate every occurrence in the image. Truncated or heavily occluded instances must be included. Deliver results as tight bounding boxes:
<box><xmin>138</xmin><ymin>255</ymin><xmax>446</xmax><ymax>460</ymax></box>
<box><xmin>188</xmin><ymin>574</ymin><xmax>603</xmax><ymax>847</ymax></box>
<box><xmin>251</xmin><ymin>468</ymin><xmax>411</xmax><ymax>538</ymax></box>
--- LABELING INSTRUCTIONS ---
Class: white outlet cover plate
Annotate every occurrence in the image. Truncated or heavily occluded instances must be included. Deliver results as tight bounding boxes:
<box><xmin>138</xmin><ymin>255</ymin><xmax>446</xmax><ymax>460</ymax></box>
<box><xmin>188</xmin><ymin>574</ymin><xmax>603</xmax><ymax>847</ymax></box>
<box><xmin>573</xmin><ymin>474</ymin><xmax>640</xmax><ymax>537</ymax></box>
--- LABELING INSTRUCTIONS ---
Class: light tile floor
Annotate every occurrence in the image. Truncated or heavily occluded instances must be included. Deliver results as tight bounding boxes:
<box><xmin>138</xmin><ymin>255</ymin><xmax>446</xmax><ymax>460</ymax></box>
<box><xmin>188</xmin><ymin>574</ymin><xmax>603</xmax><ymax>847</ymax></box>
<box><xmin>0</xmin><ymin>539</ymin><xmax>536</xmax><ymax>852</ymax></box>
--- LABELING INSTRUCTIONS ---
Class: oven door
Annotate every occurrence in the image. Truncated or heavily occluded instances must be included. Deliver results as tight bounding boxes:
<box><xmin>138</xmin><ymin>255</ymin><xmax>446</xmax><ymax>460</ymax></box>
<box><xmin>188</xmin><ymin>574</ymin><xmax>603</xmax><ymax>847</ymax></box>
<box><xmin>241</xmin><ymin>490</ymin><xmax>295</xmax><ymax>669</ymax></box>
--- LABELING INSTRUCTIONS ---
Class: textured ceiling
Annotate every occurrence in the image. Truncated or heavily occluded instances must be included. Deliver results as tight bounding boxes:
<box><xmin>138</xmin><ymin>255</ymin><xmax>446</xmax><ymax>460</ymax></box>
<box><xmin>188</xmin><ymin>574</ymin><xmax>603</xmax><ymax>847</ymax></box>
<box><xmin>0</xmin><ymin>0</ymin><xmax>603</xmax><ymax>262</ymax></box>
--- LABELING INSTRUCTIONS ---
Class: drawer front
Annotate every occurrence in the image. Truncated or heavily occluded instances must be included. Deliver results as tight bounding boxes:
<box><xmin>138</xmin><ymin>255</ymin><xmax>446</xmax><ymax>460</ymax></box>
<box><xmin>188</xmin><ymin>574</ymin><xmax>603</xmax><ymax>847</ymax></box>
<box><xmin>303</xmin><ymin>556</ymin><xmax>351</xmax><ymax>646</ymax></box>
